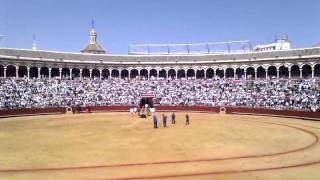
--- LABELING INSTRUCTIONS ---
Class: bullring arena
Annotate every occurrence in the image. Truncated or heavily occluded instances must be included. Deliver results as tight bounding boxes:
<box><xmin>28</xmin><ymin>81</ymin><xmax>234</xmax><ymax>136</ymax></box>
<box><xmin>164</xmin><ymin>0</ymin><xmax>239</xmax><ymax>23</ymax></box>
<box><xmin>1</xmin><ymin>17</ymin><xmax>320</xmax><ymax>179</ymax></box>
<box><xmin>1</xmin><ymin>107</ymin><xmax>320</xmax><ymax>180</ymax></box>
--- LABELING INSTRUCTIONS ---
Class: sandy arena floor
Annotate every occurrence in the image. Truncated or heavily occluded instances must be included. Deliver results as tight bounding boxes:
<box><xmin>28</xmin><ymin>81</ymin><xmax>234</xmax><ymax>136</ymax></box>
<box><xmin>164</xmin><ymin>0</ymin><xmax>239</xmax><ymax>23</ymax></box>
<box><xmin>0</xmin><ymin>112</ymin><xmax>320</xmax><ymax>180</ymax></box>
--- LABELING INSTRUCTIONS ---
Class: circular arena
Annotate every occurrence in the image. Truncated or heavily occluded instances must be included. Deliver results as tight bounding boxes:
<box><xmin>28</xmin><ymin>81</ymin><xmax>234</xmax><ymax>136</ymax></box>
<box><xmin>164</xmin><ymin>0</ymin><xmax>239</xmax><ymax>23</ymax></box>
<box><xmin>0</xmin><ymin>111</ymin><xmax>320</xmax><ymax>180</ymax></box>
<box><xmin>0</xmin><ymin>18</ymin><xmax>320</xmax><ymax>180</ymax></box>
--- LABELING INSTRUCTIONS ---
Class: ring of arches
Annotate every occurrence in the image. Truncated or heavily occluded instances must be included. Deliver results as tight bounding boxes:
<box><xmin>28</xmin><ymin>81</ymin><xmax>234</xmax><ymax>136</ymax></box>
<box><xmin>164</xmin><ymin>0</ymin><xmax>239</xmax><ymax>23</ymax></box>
<box><xmin>0</xmin><ymin>63</ymin><xmax>319</xmax><ymax>80</ymax></box>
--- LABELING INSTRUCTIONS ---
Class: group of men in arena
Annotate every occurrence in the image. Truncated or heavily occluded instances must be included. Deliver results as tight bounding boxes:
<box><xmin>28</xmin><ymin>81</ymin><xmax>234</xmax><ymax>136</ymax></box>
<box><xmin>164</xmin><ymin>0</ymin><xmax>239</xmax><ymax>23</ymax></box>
<box><xmin>152</xmin><ymin>112</ymin><xmax>190</xmax><ymax>128</ymax></box>
<box><xmin>0</xmin><ymin>77</ymin><xmax>319</xmax><ymax>112</ymax></box>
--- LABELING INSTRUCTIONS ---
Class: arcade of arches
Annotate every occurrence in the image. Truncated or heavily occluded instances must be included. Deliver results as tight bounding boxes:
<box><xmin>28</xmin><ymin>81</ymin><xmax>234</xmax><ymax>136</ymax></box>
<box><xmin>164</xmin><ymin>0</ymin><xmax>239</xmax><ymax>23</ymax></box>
<box><xmin>0</xmin><ymin>64</ymin><xmax>320</xmax><ymax>80</ymax></box>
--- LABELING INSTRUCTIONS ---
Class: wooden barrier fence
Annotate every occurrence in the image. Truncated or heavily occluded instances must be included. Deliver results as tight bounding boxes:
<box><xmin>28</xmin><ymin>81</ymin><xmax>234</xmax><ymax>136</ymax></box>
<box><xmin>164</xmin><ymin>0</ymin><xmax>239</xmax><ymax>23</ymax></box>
<box><xmin>0</xmin><ymin>106</ymin><xmax>319</xmax><ymax>120</ymax></box>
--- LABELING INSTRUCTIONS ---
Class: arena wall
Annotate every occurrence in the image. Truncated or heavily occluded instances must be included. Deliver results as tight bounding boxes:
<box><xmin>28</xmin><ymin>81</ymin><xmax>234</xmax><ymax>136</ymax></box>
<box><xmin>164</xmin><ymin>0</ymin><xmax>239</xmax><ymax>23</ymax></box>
<box><xmin>156</xmin><ymin>106</ymin><xmax>221</xmax><ymax>113</ymax></box>
<box><xmin>226</xmin><ymin>107</ymin><xmax>320</xmax><ymax>120</ymax></box>
<box><xmin>0</xmin><ymin>107</ymin><xmax>66</xmax><ymax>118</ymax></box>
<box><xmin>72</xmin><ymin>106</ymin><xmax>221</xmax><ymax>113</ymax></box>
<box><xmin>0</xmin><ymin>106</ymin><xmax>319</xmax><ymax>121</ymax></box>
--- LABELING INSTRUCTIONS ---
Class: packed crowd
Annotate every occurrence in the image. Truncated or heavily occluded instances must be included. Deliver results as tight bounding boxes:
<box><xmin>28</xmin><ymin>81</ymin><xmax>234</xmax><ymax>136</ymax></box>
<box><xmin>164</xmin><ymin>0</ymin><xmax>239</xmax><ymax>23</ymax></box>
<box><xmin>0</xmin><ymin>78</ymin><xmax>319</xmax><ymax>112</ymax></box>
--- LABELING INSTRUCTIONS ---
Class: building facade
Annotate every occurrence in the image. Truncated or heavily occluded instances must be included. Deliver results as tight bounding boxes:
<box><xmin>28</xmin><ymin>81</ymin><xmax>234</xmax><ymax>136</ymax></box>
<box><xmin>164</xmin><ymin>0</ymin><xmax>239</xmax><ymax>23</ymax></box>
<box><xmin>1</xmin><ymin>47</ymin><xmax>320</xmax><ymax>80</ymax></box>
<box><xmin>0</xmin><ymin>27</ymin><xmax>319</xmax><ymax>80</ymax></box>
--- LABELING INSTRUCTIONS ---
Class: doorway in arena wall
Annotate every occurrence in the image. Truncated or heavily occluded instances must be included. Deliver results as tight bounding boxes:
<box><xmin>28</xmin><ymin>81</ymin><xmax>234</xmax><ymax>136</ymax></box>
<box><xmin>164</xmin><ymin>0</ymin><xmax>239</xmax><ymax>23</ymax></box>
<box><xmin>139</xmin><ymin>93</ymin><xmax>155</xmax><ymax>118</ymax></box>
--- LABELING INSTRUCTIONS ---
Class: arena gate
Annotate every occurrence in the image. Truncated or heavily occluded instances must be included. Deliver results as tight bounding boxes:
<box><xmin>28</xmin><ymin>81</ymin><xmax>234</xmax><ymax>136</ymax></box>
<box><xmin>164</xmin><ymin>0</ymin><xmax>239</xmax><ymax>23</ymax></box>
<box><xmin>139</xmin><ymin>93</ymin><xmax>155</xmax><ymax>108</ymax></box>
<box><xmin>139</xmin><ymin>93</ymin><xmax>155</xmax><ymax>118</ymax></box>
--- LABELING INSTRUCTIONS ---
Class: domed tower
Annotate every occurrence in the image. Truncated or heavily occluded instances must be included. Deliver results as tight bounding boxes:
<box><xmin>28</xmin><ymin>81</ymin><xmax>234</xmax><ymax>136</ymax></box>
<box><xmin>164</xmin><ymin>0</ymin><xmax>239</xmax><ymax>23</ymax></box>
<box><xmin>81</xmin><ymin>21</ymin><xmax>106</xmax><ymax>54</ymax></box>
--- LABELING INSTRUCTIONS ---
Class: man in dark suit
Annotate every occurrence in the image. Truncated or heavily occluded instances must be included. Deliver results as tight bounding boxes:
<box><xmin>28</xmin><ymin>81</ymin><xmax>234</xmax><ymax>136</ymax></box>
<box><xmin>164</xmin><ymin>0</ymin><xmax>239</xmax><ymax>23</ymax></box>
<box><xmin>153</xmin><ymin>115</ymin><xmax>158</xmax><ymax>129</ymax></box>
<box><xmin>171</xmin><ymin>112</ymin><xmax>176</xmax><ymax>124</ymax></box>
<box><xmin>186</xmin><ymin>113</ymin><xmax>190</xmax><ymax>125</ymax></box>
<box><xmin>162</xmin><ymin>114</ymin><xmax>167</xmax><ymax>127</ymax></box>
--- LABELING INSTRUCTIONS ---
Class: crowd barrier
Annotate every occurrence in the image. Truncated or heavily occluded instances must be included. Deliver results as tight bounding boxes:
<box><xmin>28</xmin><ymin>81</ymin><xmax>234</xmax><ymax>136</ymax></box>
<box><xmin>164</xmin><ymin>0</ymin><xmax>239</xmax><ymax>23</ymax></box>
<box><xmin>0</xmin><ymin>106</ymin><xmax>319</xmax><ymax>121</ymax></box>
<box><xmin>0</xmin><ymin>107</ymin><xmax>66</xmax><ymax>118</ymax></box>
<box><xmin>72</xmin><ymin>105</ymin><xmax>221</xmax><ymax>113</ymax></box>
<box><xmin>226</xmin><ymin>107</ymin><xmax>320</xmax><ymax>120</ymax></box>
<box><xmin>155</xmin><ymin>106</ymin><xmax>221</xmax><ymax>113</ymax></box>
<box><xmin>73</xmin><ymin>106</ymin><xmax>130</xmax><ymax>112</ymax></box>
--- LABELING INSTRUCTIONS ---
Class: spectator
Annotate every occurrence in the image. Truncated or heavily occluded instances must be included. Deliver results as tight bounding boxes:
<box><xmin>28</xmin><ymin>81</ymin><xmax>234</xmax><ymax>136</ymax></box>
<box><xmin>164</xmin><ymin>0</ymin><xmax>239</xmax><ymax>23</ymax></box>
<box><xmin>0</xmin><ymin>78</ymin><xmax>319</xmax><ymax>112</ymax></box>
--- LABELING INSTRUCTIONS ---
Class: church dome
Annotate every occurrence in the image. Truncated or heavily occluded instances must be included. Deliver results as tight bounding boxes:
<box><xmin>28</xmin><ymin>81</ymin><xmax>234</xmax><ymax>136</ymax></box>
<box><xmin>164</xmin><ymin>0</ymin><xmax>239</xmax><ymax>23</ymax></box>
<box><xmin>81</xmin><ymin>43</ymin><xmax>106</xmax><ymax>54</ymax></box>
<box><xmin>81</xmin><ymin>22</ymin><xmax>106</xmax><ymax>54</ymax></box>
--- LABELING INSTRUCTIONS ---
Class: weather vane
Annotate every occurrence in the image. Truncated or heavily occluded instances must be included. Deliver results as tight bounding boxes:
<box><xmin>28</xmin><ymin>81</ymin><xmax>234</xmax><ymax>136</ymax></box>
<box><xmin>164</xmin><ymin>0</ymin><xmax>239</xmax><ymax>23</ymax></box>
<box><xmin>91</xmin><ymin>20</ymin><xmax>95</xmax><ymax>29</ymax></box>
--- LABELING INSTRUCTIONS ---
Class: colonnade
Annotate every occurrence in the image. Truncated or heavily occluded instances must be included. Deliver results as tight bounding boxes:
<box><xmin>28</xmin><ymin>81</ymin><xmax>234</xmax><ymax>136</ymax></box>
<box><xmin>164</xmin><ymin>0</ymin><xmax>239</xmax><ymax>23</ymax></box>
<box><xmin>0</xmin><ymin>63</ymin><xmax>319</xmax><ymax>80</ymax></box>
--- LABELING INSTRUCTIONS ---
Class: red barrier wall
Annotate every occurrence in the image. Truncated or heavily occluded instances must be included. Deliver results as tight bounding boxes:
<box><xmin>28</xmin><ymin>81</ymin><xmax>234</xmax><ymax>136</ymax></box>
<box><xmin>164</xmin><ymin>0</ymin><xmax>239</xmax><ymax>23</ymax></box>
<box><xmin>78</xmin><ymin>105</ymin><xmax>220</xmax><ymax>113</ymax></box>
<box><xmin>73</xmin><ymin>105</ymin><xmax>220</xmax><ymax>113</ymax></box>
<box><xmin>226</xmin><ymin>107</ymin><xmax>320</xmax><ymax>120</ymax></box>
<box><xmin>0</xmin><ymin>107</ymin><xmax>66</xmax><ymax>118</ymax></box>
<box><xmin>0</xmin><ymin>106</ymin><xmax>319</xmax><ymax>121</ymax></box>
<box><xmin>155</xmin><ymin>106</ymin><xmax>220</xmax><ymax>113</ymax></box>
<box><xmin>87</xmin><ymin>106</ymin><xmax>130</xmax><ymax>112</ymax></box>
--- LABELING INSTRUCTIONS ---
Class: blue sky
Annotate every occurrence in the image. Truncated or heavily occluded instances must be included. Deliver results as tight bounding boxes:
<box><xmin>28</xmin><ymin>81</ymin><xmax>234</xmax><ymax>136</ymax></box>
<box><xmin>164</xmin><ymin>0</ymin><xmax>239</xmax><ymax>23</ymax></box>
<box><xmin>0</xmin><ymin>0</ymin><xmax>319</xmax><ymax>54</ymax></box>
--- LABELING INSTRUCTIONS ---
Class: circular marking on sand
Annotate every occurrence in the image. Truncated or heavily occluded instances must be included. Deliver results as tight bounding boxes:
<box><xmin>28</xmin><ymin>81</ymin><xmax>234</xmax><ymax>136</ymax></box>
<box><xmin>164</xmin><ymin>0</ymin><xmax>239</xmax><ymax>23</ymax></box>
<box><xmin>0</xmin><ymin>115</ymin><xmax>318</xmax><ymax>176</ymax></box>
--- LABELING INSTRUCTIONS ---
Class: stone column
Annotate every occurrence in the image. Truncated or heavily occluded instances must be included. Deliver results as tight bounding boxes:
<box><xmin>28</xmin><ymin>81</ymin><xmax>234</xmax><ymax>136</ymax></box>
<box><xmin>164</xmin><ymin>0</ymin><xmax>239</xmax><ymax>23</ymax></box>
<box><xmin>276</xmin><ymin>67</ymin><xmax>279</xmax><ymax>79</ymax></box>
<box><xmin>59</xmin><ymin>68</ymin><xmax>62</xmax><ymax>79</ymax></box>
<box><xmin>157</xmin><ymin>70</ymin><xmax>160</xmax><ymax>79</ymax></box>
<box><xmin>234</xmin><ymin>70</ymin><xmax>236</xmax><ymax>79</ymax></box>
<box><xmin>16</xmin><ymin>66</ymin><xmax>19</xmax><ymax>78</ymax></box>
<box><xmin>223</xmin><ymin>69</ymin><xmax>226</xmax><ymax>79</ymax></box>
<box><xmin>109</xmin><ymin>69</ymin><xmax>112</xmax><ymax>79</ymax></box>
<box><xmin>38</xmin><ymin>67</ymin><xmax>41</xmax><ymax>79</ymax></box>
<box><xmin>288</xmin><ymin>68</ymin><xmax>291</xmax><ymax>79</ymax></box>
<box><xmin>4</xmin><ymin>66</ymin><xmax>6</xmax><ymax>78</ymax></box>
<box><xmin>69</xmin><ymin>68</ymin><xmax>72</xmax><ymax>80</ymax></box>
<box><xmin>27</xmin><ymin>67</ymin><xmax>30</xmax><ymax>79</ymax></box>
<box><xmin>89</xmin><ymin>69</ymin><xmax>93</xmax><ymax>79</ymax></box>
<box><xmin>254</xmin><ymin>68</ymin><xmax>257</xmax><ymax>80</ymax></box>
<box><xmin>49</xmin><ymin>68</ymin><xmax>52</xmax><ymax>80</ymax></box>
<box><xmin>204</xmin><ymin>70</ymin><xmax>207</xmax><ymax>79</ymax></box>
<box><xmin>265</xmin><ymin>69</ymin><xmax>268</xmax><ymax>80</ymax></box>
<box><xmin>185</xmin><ymin>70</ymin><xmax>187</xmax><ymax>79</ymax></box>
<box><xmin>138</xmin><ymin>70</ymin><xmax>141</xmax><ymax>79</ymax></box>
<box><xmin>300</xmin><ymin>67</ymin><xmax>303</xmax><ymax>79</ymax></box>
<box><xmin>175</xmin><ymin>70</ymin><xmax>178</xmax><ymax>79</ymax></box>
<box><xmin>118</xmin><ymin>69</ymin><xmax>122</xmax><ymax>79</ymax></box>
<box><xmin>195</xmin><ymin>70</ymin><xmax>198</xmax><ymax>79</ymax></box>
<box><xmin>99</xmin><ymin>69</ymin><xmax>102</xmax><ymax>80</ymax></box>
<box><xmin>80</xmin><ymin>69</ymin><xmax>83</xmax><ymax>80</ymax></box>
<box><xmin>312</xmin><ymin>66</ymin><xmax>315</xmax><ymax>79</ymax></box>
<box><xmin>214</xmin><ymin>69</ymin><xmax>216</xmax><ymax>78</ymax></box>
